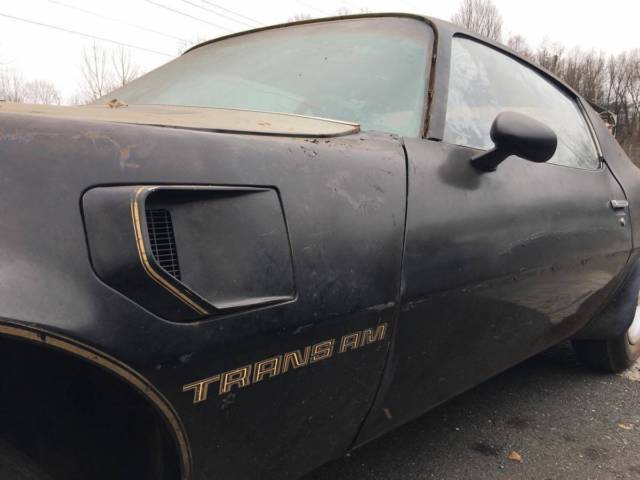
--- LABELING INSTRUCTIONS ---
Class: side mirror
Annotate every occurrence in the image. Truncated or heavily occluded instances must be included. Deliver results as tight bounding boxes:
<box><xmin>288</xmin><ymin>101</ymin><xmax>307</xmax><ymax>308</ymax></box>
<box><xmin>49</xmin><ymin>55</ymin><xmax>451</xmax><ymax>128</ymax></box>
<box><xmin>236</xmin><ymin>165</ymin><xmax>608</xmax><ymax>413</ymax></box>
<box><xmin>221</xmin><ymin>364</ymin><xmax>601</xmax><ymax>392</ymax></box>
<box><xmin>471</xmin><ymin>111</ymin><xmax>558</xmax><ymax>172</ymax></box>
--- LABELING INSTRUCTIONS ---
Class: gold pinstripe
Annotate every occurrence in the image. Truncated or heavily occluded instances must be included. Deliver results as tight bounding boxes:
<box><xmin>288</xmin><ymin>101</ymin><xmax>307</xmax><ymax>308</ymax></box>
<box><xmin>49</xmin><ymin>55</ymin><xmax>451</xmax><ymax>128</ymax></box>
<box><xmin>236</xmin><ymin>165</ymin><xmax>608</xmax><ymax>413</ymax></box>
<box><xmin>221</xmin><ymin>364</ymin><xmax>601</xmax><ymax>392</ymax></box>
<box><xmin>0</xmin><ymin>323</ymin><xmax>192</xmax><ymax>480</ymax></box>
<box><xmin>130</xmin><ymin>187</ymin><xmax>208</xmax><ymax>315</ymax></box>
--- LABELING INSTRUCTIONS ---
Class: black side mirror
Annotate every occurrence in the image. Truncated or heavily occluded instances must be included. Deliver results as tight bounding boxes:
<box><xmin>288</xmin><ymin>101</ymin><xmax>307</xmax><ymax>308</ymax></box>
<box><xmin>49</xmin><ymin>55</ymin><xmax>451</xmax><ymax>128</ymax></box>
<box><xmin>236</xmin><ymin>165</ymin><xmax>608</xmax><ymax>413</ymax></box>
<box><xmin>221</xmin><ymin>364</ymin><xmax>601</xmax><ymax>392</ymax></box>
<box><xmin>471</xmin><ymin>111</ymin><xmax>558</xmax><ymax>172</ymax></box>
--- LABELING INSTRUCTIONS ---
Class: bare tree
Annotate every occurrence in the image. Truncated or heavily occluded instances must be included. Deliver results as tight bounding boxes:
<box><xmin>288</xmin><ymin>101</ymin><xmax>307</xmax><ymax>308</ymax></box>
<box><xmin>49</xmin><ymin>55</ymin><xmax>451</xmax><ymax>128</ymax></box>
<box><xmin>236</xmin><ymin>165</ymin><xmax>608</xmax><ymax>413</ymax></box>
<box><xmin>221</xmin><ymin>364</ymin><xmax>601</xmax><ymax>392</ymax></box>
<box><xmin>0</xmin><ymin>68</ymin><xmax>25</xmax><ymax>102</ymax></box>
<box><xmin>563</xmin><ymin>49</ymin><xmax>606</xmax><ymax>103</ymax></box>
<box><xmin>451</xmin><ymin>0</ymin><xmax>503</xmax><ymax>42</ymax></box>
<box><xmin>80</xmin><ymin>43</ymin><xmax>115</xmax><ymax>102</ymax></box>
<box><xmin>79</xmin><ymin>43</ymin><xmax>141</xmax><ymax>102</ymax></box>
<box><xmin>22</xmin><ymin>80</ymin><xmax>62</xmax><ymax>105</ymax></box>
<box><xmin>0</xmin><ymin>69</ymin><xmax>62</xmax><ymax>105</ymax></box>
<box><xmin>534</xmin><ymin>40</ymin><xmax>565</xmax><ymax>76</ymax></box>
<box><xmin>605</xmin><ymin>50</ymin><xmax>640</xmax><ymax>163</ymax></box>
<box><xmin>177</xmin><ymin>35</ymin><xmax>210</xmax><ymax>55</ymax></box>
<box><xmin>111</xmin><ymin>47</ymin><xmax>140</xmax><ymax>89</ymax></box>
<box><xmin>66</xmin><ymin>92</ymin><xmax>86</xmax><ymax>106</ymax></box>
<box><xmin>336</xmin><ymin>7</ymin><xmax>371</xmax><ymax>15</ymax></box>
<box><xmin>507</xmin><ymin>34</ymin><xmax>532</xmax><ymax>59</ymax></box>
<box><xmin>288</xmin><ymin>13</ymin><xmax>313</xmax><ymax>22</ymax></box>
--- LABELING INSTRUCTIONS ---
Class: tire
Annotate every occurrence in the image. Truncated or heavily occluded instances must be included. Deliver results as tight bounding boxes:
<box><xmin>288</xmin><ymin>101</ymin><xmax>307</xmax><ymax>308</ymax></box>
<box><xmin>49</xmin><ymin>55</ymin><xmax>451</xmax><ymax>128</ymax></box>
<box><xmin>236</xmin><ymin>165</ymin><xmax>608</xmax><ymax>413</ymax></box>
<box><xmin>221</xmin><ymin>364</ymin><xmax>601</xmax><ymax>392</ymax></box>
<box><xmin>0</xmin><ymin>441</ymin><xmax>52</xmax><ymax>480</ymax></box>
<box><xmin>572</xmin><ymin>296</ymin><xmax>640</xmax><ymax>373</ymax></box>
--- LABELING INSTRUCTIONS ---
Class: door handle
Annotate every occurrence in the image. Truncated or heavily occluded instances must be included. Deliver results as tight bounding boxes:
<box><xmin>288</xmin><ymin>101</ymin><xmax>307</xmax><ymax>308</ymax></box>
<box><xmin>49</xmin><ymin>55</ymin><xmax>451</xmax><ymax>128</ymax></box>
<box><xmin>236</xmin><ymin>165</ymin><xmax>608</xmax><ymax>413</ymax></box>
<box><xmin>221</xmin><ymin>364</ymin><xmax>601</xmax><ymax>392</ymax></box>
<box><xmin>611</xmin><ymin>199</ymin><xmax>629</xmax><ymax>209</ymax></box>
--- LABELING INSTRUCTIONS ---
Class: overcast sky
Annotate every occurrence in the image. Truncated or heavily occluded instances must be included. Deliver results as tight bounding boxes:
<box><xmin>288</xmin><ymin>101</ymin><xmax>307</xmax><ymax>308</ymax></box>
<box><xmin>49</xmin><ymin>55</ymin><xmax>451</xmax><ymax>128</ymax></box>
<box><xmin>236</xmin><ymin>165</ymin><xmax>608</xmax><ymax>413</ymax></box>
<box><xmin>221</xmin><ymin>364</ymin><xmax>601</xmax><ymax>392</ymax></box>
<box><xmin>1</xmin><ymin>0</ymin><xmax>638</xmax><ymax>101</ymax></box>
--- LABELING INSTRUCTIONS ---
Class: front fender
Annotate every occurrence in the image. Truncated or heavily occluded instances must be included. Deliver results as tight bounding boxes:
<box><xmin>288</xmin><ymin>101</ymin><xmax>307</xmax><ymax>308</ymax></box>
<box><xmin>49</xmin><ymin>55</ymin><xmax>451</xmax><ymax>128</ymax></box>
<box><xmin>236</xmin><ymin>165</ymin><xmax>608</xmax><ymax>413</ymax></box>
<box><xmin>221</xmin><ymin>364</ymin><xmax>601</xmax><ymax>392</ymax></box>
<box><xmin>0</xmin><ymin>111</ymin><xmax>407</xmax><ymax>479</ymax></box>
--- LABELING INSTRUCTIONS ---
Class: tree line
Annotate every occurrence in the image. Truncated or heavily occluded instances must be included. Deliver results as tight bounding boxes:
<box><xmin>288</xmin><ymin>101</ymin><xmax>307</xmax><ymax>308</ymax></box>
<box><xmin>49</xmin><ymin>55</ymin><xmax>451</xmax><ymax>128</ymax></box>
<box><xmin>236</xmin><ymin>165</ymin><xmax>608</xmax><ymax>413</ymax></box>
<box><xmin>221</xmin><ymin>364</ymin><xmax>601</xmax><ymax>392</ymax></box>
<box><xmin>453</xmin><ymin>0</ymin><xmax>640</xmax><ymax>163</ymax></box>
<box><xmin>1</xmin><ymin>1</ymin><xmax>638</xmax><ymax>164</ymax></box>
<box><xmin>0</xmin><ymin>43</ymin><xmax>140</xmax><ymax>106</ymax></box>
<box><xmin>0</xmin><ymin>69</ymin><xmax>62</xmax><ymax>105</ymax></box>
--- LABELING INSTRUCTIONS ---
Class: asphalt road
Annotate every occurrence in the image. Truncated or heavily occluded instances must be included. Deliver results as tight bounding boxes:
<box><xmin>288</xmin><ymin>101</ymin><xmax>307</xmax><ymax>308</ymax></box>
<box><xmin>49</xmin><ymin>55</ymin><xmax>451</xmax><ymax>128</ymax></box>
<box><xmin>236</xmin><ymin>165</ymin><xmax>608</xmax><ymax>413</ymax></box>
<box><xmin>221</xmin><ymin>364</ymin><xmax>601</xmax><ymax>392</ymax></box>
<box><xmin>303</xmin><ymin>343</ymin><xmax>640</xmax><ymax>480</ymax></box>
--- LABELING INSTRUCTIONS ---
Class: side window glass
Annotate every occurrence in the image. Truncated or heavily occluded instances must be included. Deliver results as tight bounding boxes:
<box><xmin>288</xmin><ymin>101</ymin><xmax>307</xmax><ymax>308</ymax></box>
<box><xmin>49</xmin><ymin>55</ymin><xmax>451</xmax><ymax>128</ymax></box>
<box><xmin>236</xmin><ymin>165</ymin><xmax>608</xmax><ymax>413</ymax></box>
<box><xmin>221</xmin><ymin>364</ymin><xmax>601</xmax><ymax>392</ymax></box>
<box><xmin>443</xmin><ymin>38</ymin><xmax>599</xmax><ymax>170</ymax></box>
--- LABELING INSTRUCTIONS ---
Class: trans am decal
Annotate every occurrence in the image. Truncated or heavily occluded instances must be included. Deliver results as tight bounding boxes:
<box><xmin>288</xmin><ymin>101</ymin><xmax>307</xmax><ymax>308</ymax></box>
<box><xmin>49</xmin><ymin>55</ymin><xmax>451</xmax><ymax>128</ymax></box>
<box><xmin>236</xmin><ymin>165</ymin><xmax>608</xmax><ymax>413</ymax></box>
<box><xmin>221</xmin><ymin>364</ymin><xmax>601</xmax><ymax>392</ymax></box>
<box><xmin>183</xmin><ymin>324</ymin><xmax>387</xmax><ymax>404</ymax></box>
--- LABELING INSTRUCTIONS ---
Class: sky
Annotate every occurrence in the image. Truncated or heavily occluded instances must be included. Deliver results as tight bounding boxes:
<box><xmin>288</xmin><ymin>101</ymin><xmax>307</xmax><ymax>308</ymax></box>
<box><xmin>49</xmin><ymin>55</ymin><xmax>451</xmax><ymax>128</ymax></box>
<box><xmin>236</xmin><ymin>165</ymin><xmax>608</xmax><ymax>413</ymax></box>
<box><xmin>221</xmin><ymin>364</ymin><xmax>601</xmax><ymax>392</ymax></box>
<box><xmin>0</xmin><ymin>0</ymin><xmax>638</xmax><ymax>102</ymax></box>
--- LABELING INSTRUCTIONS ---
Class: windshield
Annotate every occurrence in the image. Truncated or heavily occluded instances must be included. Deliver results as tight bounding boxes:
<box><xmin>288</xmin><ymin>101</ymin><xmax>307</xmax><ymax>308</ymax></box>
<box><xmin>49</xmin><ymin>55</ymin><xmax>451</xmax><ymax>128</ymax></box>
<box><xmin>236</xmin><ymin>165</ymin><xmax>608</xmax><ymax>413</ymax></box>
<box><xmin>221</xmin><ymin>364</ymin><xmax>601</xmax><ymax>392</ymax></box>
<box><xmin>105</xmin><ymin>17</ymin><xmax>432</xmax><ymax>137</ymax></box>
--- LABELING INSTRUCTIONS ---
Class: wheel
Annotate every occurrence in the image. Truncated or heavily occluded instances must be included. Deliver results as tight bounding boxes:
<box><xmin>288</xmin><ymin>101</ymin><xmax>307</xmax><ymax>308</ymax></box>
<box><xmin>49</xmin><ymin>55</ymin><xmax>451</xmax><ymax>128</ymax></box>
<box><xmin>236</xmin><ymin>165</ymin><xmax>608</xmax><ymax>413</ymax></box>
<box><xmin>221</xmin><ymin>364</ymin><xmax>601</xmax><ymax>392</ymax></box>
<box><xmin>0</xmin><ymin>441</ymin><xmax>52</xmax><ymax>480</ymax></box>
<box><xmin>572</xmin><ymin>292</ymin><xmax>640</xmax><ymax>373</ymax></box>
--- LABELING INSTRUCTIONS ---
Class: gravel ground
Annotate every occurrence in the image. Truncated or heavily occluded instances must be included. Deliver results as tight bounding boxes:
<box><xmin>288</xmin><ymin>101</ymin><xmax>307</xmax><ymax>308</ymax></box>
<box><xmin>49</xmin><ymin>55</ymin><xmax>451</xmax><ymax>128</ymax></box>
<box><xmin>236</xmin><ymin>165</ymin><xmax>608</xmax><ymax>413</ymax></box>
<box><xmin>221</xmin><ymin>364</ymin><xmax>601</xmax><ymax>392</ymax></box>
<box><xmin>304</xmin><ymin>344</ymin><xmax>640</xmax><ymax>480</ymax></box>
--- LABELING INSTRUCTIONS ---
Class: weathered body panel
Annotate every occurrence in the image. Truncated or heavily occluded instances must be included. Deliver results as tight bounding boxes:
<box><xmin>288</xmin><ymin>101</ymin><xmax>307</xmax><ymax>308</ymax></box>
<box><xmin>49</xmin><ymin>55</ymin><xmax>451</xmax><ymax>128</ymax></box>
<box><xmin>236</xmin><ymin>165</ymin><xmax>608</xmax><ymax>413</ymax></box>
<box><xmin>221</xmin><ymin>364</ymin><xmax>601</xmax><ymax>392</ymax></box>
<box><xmin>0</xmin><ymin>12</ymin><xmax>639</xmax><ymax>480</ymax></box>
<box><xmin>357</xmin><ymin>137</ymin><xmax>632</xmax><ymax>442</ymax></box>
<box><xmin>0</xmin><ymin>113</ymin><xmax>405</xmax><ymax>479</ymax></box>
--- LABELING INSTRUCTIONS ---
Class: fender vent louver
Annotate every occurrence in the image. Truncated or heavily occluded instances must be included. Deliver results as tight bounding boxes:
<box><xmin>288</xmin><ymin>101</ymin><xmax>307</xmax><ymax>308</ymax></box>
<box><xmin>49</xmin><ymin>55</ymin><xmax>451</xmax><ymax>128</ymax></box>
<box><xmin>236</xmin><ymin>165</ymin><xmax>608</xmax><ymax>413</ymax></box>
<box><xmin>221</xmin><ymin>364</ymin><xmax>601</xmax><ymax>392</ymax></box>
<box><xmin>145</xmin><ymin>208</ymin><xmax>182</xmax><ymax>280</ymax></box>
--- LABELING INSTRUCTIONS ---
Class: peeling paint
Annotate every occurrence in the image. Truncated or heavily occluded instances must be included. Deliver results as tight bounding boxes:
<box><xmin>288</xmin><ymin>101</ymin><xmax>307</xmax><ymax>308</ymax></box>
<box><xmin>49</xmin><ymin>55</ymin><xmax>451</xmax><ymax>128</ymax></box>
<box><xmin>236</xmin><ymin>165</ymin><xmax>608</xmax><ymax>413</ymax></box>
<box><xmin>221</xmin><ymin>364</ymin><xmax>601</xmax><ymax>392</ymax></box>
<box><xmin>179</xmin><ymin>353</ymin><xmax>193</xmax><ymax>364</ymax></box>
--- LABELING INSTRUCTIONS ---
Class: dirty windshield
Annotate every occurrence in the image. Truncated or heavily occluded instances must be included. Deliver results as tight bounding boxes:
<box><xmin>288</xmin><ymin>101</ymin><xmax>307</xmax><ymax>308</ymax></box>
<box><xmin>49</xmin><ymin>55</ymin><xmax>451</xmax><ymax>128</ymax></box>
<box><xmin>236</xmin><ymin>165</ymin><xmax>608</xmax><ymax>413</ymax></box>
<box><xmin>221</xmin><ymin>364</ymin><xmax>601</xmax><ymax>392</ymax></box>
<box><xmin>105</xmin><ymin>17</ymin><xmax>432</xmax><ymax>137</ymax></box>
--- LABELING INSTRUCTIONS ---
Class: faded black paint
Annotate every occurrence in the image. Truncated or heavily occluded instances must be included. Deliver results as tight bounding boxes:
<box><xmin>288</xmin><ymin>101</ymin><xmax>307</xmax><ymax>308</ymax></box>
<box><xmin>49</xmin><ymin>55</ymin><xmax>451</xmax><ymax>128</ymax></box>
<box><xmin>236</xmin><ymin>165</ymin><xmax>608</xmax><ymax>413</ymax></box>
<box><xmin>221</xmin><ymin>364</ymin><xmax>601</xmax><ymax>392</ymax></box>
<box><xmin>0</xmin><ymin>13</ymin><xmax>638</xmax><ymax>480</ymax></box>
<box><xmin>0</xmin><ymin>113</ymin><xmax>405</xmax><ymax>479</ymax></box>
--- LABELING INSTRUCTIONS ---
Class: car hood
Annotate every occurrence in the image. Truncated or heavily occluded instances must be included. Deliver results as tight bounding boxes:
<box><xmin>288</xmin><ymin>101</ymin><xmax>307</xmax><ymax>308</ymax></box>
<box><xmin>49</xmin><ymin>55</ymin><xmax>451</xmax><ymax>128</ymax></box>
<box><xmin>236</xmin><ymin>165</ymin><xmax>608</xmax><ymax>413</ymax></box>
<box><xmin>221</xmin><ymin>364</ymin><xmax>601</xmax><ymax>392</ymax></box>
<box><xmin>0</xmin><ymin>102</ymin><xmax>360</xmax><ymax>138</ymax></box>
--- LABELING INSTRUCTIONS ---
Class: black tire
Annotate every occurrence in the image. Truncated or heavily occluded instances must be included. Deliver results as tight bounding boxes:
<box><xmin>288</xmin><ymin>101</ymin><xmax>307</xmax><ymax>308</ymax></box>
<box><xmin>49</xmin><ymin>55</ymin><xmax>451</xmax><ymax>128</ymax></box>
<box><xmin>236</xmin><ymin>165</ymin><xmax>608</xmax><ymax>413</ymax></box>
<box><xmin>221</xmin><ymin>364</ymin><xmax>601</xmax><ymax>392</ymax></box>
<box><xmin>0</xmin><ymin>441</ymin><xmax>52</xmax><ymax>480</ymax></box>
<box><xmin>572</xmin><ymin>330</ymin><xmax>640</xmax><ymax>373</ymax></box>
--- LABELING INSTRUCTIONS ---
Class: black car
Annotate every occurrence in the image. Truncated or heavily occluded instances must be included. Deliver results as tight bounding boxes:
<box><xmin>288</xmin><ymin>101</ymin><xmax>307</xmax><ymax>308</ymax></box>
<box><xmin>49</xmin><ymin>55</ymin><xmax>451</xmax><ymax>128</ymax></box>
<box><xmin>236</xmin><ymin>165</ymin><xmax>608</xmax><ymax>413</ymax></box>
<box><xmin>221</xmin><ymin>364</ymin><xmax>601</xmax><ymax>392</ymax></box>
<box><xmin>0</xmin><ymin>13</ymin><xmax>638</xmax><ymax>480</ymax></box>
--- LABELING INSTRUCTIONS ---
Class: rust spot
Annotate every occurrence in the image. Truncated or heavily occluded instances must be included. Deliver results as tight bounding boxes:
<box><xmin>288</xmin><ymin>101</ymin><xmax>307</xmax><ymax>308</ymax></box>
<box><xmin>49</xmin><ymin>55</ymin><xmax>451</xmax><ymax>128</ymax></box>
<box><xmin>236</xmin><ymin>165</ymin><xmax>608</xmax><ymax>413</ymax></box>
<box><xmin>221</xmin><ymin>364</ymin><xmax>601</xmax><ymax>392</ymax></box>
<box><xmin>119</xmin><ymin>146</ymin><xmax>132</xmax><ymax>162</ymax></box>
<box><xmin>107</xmin><ymin>98</ymin><xmax>128</xmax><ymax>109</ymax></box>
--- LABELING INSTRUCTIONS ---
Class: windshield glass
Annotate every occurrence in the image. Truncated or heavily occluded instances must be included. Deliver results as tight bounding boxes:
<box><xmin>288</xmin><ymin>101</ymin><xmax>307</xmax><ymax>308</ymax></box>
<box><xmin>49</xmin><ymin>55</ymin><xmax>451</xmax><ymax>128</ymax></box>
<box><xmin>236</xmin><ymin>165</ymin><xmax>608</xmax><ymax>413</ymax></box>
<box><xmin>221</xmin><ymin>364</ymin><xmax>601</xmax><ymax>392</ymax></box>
<box><xmin>105</xmin><ymin>17</ymin><xmax>432</xmax><ymax>137</ymax></box>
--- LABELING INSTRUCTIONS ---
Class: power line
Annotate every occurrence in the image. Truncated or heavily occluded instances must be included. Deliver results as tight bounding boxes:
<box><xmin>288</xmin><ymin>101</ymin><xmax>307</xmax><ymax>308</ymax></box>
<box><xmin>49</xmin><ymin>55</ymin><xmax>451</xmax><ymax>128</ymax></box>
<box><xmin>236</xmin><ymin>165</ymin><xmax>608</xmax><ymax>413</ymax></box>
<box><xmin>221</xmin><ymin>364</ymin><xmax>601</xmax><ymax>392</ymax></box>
<box><xmin>144</xmin><ymin>0</ymin><xmax>232</xmax><ymax>32</ymax></box>
<box><xmin>48</xmin><ymin>0</ymin><xmax>189</xmax><ymax>43</ymax></box>
<box><xmin>0</xmin><ymin>11</ymin><xmax>174</xmax><ymax>56</ymax></box>
<box><xmin>198</xmin><ymin>0</ymin><xmax>264</xmax><ymax>26</ymax></box>
<box><xmin>178</xmin><ymin>0</ymin><xmax>255</xmax><ymax>28</ymax></box>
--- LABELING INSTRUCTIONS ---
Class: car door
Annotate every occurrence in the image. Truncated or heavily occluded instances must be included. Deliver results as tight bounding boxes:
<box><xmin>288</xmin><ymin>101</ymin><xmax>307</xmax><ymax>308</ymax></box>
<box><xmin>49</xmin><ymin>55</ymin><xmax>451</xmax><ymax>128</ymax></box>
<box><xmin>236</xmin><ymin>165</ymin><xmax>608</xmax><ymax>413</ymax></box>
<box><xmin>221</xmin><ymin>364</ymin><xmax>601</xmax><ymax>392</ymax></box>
<box><xmin>357</xmin><ymin>35</ymin><xmax>632</xmax><ymax>441</ymax></box>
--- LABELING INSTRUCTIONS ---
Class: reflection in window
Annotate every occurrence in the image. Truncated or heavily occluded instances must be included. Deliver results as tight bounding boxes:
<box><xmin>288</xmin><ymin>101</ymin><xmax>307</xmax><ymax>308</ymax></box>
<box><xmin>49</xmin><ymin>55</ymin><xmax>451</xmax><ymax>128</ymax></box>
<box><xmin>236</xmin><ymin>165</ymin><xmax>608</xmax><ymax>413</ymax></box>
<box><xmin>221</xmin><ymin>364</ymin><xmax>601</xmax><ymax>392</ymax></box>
<box><xmin>444</xmin><ymin>38</ymin><xmax>598</xmax><ymax>169</ymax></box>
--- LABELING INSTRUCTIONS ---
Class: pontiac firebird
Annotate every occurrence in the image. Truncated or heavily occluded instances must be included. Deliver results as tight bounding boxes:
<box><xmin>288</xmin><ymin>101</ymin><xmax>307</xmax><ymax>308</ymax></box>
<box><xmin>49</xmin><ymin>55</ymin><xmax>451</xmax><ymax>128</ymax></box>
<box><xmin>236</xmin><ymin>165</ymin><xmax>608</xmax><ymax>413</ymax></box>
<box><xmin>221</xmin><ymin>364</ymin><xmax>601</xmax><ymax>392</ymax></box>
<box><xmin>0</xmin><ymin>13</ymin><xmax>638</xmax><ymax>480</ymax></box>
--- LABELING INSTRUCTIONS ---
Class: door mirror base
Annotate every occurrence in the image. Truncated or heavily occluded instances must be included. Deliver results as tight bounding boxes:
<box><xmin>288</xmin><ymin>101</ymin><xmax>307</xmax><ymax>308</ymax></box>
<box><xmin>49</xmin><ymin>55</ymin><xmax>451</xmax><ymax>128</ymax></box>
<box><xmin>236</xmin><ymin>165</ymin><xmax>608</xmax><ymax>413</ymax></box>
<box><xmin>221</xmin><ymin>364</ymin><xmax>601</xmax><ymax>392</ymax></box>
<box><xmin>470</xmin><ymin>148</ymin><xmax>510</xmax><ymax>172</ymax></box>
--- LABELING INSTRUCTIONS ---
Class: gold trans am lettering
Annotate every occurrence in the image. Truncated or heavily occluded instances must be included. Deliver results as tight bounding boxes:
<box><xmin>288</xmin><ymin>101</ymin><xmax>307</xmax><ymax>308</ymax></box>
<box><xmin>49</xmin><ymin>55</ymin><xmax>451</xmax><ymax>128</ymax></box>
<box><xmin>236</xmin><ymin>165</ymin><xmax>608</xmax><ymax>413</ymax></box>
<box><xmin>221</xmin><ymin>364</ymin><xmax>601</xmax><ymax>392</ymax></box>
<box><xmin>310</xmin><ymin>339</ymin><xmax>335</xmax><ymax>363</ymax></box>
<box><xmin>182</xmin><ymin>324</ymin><xmax>388</xmax><ymax>404</ymax></box>
<box><xmin>254</xmin><ymin>357</ymin><xmax>281</xmax><ymax>383</ymax></box>
<box><xmin>220</xmin><ymin>365</ymin><xmax>252</xmax><ymax>394</ymax></box>
<box><xmin>282</xmin><ymin>347</ymin><xmax>311</xmax><ymax>373</ymax></box>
